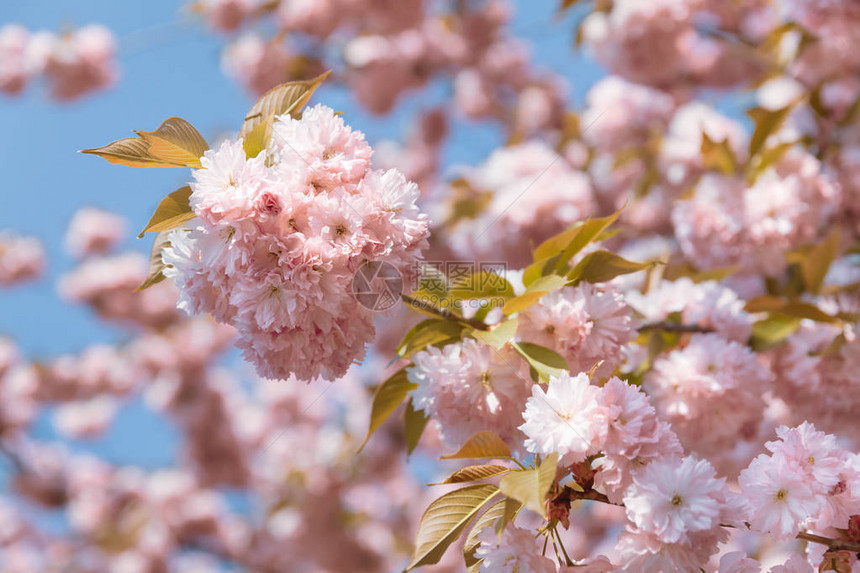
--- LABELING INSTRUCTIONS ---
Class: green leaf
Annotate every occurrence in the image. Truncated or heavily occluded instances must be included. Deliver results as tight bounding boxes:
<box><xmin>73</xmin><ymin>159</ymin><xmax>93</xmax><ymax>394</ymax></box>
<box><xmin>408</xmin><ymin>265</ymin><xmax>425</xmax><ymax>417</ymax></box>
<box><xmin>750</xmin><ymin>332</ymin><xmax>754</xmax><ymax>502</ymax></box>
<box><xmin>440</xmin><ymin>431</ymin><xmax>512</xmax><ymax>460</ymax></box>
<box><xmin>750</xmin><ymin>314</ymin><xmax>801</xmax><ymax>351</ymax></box>
<box><xmin>533</xmin><ymin>226</ymin><xmax>583</xmax><ymax>263</ymax></box>
<box><xmin>448</xmin><ymin>270</ymin><xmax>515</xmax><ymax>301</ymax></box>
<box><xmin>498</xmin><ymin>453</ymin><xmax>558</xmax><ymax>514</ymax></box>
<box><xmin>745</xmin><ymin>296</ymin><xmax>841</xmax><ymax>324</ymax></box>
<box><xmin>553</xmin><ymin>210</ymin><xmax>624</xmax><ymax>274</ymax></box>
<box><xmin>747</xmin><ymin>141</ymin><xmax>795</xmax><ymax>184</ymax></box>
<box><xmin>568</xmin><ymin>250</ymin><xmax>654</xmax><ymax>284</ymax></box>
<box><xmin>138</xmin><ymin>186</ymin><xmax>194</xmax><ymax>238</ymax></box>
<box><xmin>522</xmin><ymin>255</ymin><xmax>559</xmax><ymax>288</ymax></box>
<box><xmin>792</xmin><ymin>228</ymin><xmax>841</xmax><ymax>295</ymax></box>
<box><xmin>406</xmin><ymin>484</ymin><xmax>500</xmax><ymax>570</ymax></box>
<box><xmin>242</xmin><ymin>115</ymin><xmax>274</xmax><ymax>159</ymax></box>
<box><xmin>747</xmin><ymin>105</ymin><xmax>793</xmax><ymax>159</ymax></box>
<box><xmin>700</xmin><ymin>132</ymin><xmax>736</xmax><ymax>175</ymax></box>
<box><xmin>81</xmin><ymin>137</ymin><xmax>185</xmax><ymax>168</ymax></box>
<box><xmin>396</xmin><ymin>319</ymin><xmax>465</xmax><ymax>358</ymax></box>
<box><xmin>664</xmin><ymin>262</ymin><xmax>740</xmax><ymax>283</ymax></box>
<box><xmin>135</xmin><ymin>231</ymin><xmax>172</xmax><ymax>291</ymax></box>
<box><xmin>463</xmin><ymin>499</ymin><xmax>507</xmax><ymax>569</ymax></box>
<box><xmin>405</xmin><ymin>398</ymin><xmax>429</xmax><ymax>456</ymax></box>
<box><xmin>135</xmin><ymin>117</ymin><xmax>209</xmax><ymax>168</ymax></box>
<box><xmin>511</xmin><ymin>341</ymin><xmax>568</xmax><ymax>384</ymax></box>
<box><xmin>239</xmin><ymin>70</ymin><xmax>332</xmax><ymax>141</ymax></box>
<box><xmin>471</xmin><ymin>318</ymin><xmax>519</xmax><ymax>350</ymax></box>
<box><xmin>502</xmin><ymin>275</ymin><xmax>569</xmax><ymax>316</ymax></box>
<box><xmin>532</xmin><ymin>209</ymin><xmax>621</xmax><ymax>265</ymax></box>
<box><xmin>433</xmin><ymin>465</ymin><xmax>512</xmax><ymax>485</ymax></box>
<box><xmin>495</xmin><ymin>497</ymin><xmax>522</xmax><ymax>536</ymax></box>
<box><xmin>358</xmin><ymin>367</ymin><xmax>416</xmax><ymax>452</ymax></box>
<box><xmin>415</xmin><ymin>264</ymin><xmax>450</xmax><ymax>298</ymax></box>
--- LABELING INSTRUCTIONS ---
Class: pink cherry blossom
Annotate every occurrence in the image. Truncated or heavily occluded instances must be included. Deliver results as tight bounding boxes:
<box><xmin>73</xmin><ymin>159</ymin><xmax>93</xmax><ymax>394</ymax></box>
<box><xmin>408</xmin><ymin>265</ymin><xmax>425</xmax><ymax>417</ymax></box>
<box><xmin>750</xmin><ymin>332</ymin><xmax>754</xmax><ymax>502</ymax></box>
<box><xmin>408</xmin><ymin>338</ymin><xmax>532</xmax><ymax>450</ymax></box>
<box><xmin>519</xmin><ymin>371</ymin><xmax>608</xmax><ymax>465</ymax></box>
<box><xmin>623</xmin><ymin>455</ymin><xmax>729</xmax><ymax>544</ymax></box>
<box><xmin>475</xmin><ymin>525</ymin><xmax>557</xmax><ymax>573</ymax></box>
<box><xmin>0</xmin><ymin>232</ymin><xmax>45</xmax><ymax>286</ymax></box>
<box><xmin>517</xmin><ymin>284</ymin><xmax>636</xmax><ymax>378</ymax></box>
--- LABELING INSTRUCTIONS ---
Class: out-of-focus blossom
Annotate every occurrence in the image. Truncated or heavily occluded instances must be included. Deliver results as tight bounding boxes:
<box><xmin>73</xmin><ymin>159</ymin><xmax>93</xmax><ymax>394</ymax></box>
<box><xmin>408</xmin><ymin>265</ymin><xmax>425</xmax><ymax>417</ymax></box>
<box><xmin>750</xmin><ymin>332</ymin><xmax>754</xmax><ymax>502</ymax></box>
<box><xmin>0</xmin><ymin>232</ymin><xmax>45</xmax><ymax>286</ymax></box>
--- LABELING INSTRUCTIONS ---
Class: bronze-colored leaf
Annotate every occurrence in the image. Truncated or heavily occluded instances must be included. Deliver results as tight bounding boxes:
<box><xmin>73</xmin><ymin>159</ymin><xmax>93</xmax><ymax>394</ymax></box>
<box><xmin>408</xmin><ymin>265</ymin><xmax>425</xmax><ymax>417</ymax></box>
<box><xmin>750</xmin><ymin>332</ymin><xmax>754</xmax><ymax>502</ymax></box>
<box><xmin>135</xmin><ymin>231</ymin><xmax>172</xmax><ymax>291</ymax></box>
<box><xmin>239</xmin><ymin>70</ymin><xmax>332</xmax><ymax>140</ymax></box>
<box><xmin>463</xmin><ymin>499</ymin><xmax>507</xmax><ymax>569</ymax></box>
<box><xmin>80</xmin><ymin>137</ymin><xmax>184</xmax><ymax>168</ymax></box>
<box><xmin>433</xmin><ymin>464</ymin><xmax>512</xmax><ymax>485</ymax></box>
<box><xmin>358</xmin><ymin>368</ymin><xmax>416</xmax><ymax>452</ymax></box>
<box><xmin>440</xmin><ymin>431</ymin><xmax>512</xmax><ymax>460</ymax></box>
<box><xmin>138</xmin><ymin>186</ymin><xmax>195</xmax><ymax>238</ymax></box>
<box><xmin>405</xmin><ymin>398</ymin><xmax>429</xmax><ymax>456</ymax></box>
<box><xmin>135</xmin><ymin>117</ymin><xmax>209</xmax><ymax>168</ymax></box>
<box><xmin>406</xmin><ymin>484</ymin><xmax>500</xmax><ymax>570</ymax></box>
<box><xmin>498</xmin><ymin>453</ymin><xmax>558</xmax><ymax>514</ymax></box>
<box><xmin>700</xmin><ymin>132</ymin><xmax>736</xmax><ymax>175</ymax></box>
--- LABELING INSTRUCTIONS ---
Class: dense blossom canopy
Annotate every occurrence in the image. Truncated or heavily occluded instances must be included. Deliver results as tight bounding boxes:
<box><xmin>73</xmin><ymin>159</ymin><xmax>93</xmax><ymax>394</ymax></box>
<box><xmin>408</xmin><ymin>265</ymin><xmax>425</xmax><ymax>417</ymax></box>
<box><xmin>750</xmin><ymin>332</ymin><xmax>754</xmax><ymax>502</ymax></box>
<box><xmin>5</xmin><ymin>0</ymin><xmax>860</xmax><ymax>571</ymax></box>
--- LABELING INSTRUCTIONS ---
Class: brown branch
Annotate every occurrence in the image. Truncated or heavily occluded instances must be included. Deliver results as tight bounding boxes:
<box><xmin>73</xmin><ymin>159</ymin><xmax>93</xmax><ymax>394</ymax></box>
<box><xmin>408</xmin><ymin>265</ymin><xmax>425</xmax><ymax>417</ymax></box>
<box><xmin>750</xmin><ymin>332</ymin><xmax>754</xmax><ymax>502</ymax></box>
<box><xmin>400</xmin><ymin>294</ymin><xmax>492</xmax><ymax>331</ymax></box>
<box><xmin>637</xmin><ymin>322</ymin><xmax>715</xmax><ymax>334</ymax></box>
<box><xmin>796</xmin><ymin>531</ymin><xmax>860</xmax><ymax>553</ymax></box>
<box><xmin>570</xmin><ymin>488</ymin><xmax>623</xmax><ymax>506</ymax></box>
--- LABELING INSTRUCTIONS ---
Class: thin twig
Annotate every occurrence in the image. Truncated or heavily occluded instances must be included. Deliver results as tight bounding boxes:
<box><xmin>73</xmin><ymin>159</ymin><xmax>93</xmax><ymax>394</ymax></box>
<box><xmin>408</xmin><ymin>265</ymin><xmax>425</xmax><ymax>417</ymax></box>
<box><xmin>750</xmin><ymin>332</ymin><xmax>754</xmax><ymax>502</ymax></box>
<box><xmin>400</xmin><ymin>294</ymin><xmax>492</xmax><ymax>331</ymax></box>
<box><xmin>637</xmin><ymin>322</ymin><xmax>715</xmax><ymax>334</ymax></box>
<box><xmin>577</xmin><ymin>486</ymin><xmax>860</xmax><ymax>553</ymax></box>
<box><xmin>796</xmin><ymin>531</ymin><xmax>860</xmax><ymax>553</ymax></box>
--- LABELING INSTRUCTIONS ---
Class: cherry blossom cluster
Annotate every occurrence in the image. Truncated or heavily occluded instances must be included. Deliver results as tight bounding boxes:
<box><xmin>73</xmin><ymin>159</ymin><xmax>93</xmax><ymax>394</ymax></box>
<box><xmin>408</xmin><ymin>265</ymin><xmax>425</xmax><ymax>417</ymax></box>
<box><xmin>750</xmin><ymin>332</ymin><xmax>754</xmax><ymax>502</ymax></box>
<box><xmin>444</xmin><ymin>141</ymin><xmax>596</xmax><ymax>268</ymax></box>
<box><xmin>0</xmin><ymin>211</ymin><xmax>456</xmax><ymax>572</ymax></box>
<box><xmin>161</xmin><ymin>104</ymin><xmax>430</xmax><ymax>381</ymax></box>
<box><xmin>12</xmin><ymin>0</ymin><xmax>860</xmax><ymax>570</ymax></box>
<box><xmin>0</xmin><ymin>24</ymin><xmax>117</xmax><ymax>101</ymax></box>
<box><xmin>203</xmin><ymin>0</ymin><xmax>567</xmax><ymax>140</ymax></box>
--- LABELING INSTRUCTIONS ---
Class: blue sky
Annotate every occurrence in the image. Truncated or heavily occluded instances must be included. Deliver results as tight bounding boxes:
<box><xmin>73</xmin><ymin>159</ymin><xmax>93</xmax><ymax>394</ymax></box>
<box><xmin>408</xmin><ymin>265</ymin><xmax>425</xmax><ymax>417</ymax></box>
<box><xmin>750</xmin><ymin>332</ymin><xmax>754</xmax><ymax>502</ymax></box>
<box><xmin>0</xmin><ymin>0</ymin><xmax>604</xmax><ymax>521</ymax></box>
<box><xmin>0</xmin><ymin>0</ymin><xmax>602</xmax><ymax>359</ymax></box>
